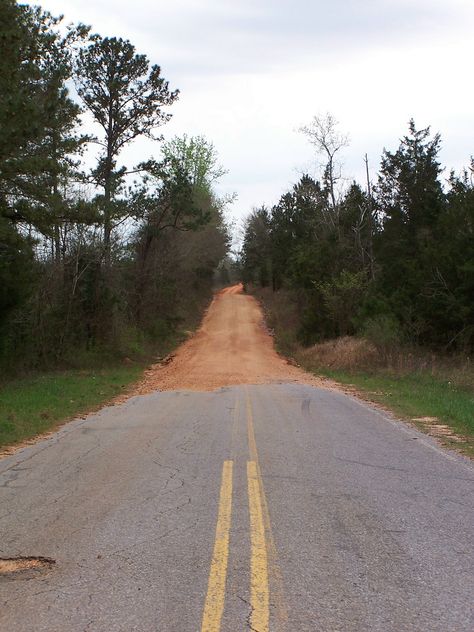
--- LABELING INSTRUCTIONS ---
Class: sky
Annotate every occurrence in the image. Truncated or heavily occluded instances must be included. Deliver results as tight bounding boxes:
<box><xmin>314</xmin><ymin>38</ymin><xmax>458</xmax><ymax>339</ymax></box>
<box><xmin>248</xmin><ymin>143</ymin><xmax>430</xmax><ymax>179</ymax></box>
<box><xmin>40</xmin><ymin>0</ymin><xmax>474</xmax><ymax>236</ymax></box>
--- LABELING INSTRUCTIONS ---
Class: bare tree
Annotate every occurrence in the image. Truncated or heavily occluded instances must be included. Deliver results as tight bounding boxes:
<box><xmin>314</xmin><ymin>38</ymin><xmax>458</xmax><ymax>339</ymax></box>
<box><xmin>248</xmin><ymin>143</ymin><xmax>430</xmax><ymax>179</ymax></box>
<box><xmin>299</xmin><ymin>113</ymin><xmax>349</xmax><ymax>213</ymax></box>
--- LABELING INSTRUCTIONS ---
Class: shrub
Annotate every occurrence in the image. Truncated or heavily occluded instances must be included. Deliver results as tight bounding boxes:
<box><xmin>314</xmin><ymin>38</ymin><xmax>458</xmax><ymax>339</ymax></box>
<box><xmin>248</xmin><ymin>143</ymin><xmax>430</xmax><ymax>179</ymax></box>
<box><xmin>361</xmin><ymin>314</ymin><xmax>402</xmax><ymax>357</ymax></box>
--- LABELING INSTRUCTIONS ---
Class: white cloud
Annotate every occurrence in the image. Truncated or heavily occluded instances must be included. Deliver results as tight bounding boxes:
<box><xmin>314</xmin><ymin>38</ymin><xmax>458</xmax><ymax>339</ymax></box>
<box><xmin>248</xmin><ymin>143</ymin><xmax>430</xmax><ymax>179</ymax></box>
<box><xmin>40</xmin><ymin>0</ymin><xmax>474</xmax><ymax>224</ymax></box>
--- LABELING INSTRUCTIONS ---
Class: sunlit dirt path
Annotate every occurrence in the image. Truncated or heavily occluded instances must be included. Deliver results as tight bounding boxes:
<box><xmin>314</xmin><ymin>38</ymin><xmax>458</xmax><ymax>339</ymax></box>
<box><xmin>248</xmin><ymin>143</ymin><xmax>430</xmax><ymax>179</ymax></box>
<box><xmin>134</xmin><ymin>283</ymin><xmax>324</xmax><ymax>392</ymax></box>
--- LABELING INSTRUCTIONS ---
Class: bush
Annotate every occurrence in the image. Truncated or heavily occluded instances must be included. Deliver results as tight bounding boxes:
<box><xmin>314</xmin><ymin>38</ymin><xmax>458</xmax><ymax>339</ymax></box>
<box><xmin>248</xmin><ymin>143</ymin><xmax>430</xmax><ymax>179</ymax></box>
<box><xmin>317</xmin><ymin>270</ymin><xmax>368</xmax><ymax>337</ymax></box>
<box><xmin>360</xmin><ymin>314</ymin><xmax>402</xmax><ymax>357</ymax></box>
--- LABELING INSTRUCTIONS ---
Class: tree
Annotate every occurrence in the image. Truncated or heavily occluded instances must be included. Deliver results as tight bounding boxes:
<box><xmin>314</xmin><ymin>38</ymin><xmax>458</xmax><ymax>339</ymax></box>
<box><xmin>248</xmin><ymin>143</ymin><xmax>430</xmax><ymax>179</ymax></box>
<box><xmin>0</xmin><ymin>0</ymin><xmax>44</xmax><ymax>220</ymax></box>
<box><xmin>241</xmin><ymin>207</ymin><xmax>272</xmax><ymax>287</ymax></box>
<box><xmin>161</xmin><ymin>135</ymin><xmax>227</xmax><ymax>192</ymax></box>
<box><xmin>131</xmin><ymin>135</ymin><xmax>228</xmax><ymax>235</ymax></box>
<box><xmin>0</xmin><ymin>0</ymin><xmax>34</xmax><ymax>324</ymax></box>
<box><xmin>433</xmin><ymin>165</ymin><xmax>474</xmax><ymax>348</ymax></box>
<box><xmin>75</xmin><ymin>36</ymin><xmax>179</xmax><ymax>257</ymax></box>
<box><xmin>0</xmin><ymin>2</ymin><xmax>86</xmax><ymax>325</ymax></box>
<box><xmin>36</xmin><ymin>23</ymin><xmax>90</xmax><ymax>262</ymax></box>
<box><xmin>339</xmin><ymin>182</ymin><xmax>374</xmax><ymax>274</ymax></box>
<box><xmin>0</xmin><ymin>4</ymin><xmax>88</xmax><ymax>251</ymax></box>
<box><xmin>376</xmin><ymin>120</ymin><xmax>444</xmax><ymax>232</ymax></box>
<box><xmin>374</xmin><ymin>120</ymin><xmax>446</xmax><ymax>342</ymax></box>
<box><xmin>0</xmin><ymin>7</ymin><xmax>231</xmax><ymax>371</ymax></box>
<box><xmin>300</xmin><ymin>113</ymin><xmax>349</xmax><ymax>215</ymax></box>
<box><xmin>317</xmin><ymin>270</ymin><xmax>368</xmax><ymax>337</ymax></box>
<box><xmin>129</xmin><ymin>136</ymin><xmax>229</xmax><ymax>326</ymax></box>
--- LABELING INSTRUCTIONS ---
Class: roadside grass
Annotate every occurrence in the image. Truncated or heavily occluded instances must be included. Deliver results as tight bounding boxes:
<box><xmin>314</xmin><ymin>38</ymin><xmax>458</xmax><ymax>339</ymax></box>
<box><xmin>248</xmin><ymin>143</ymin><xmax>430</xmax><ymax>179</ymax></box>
<box><xmin>318</xmin><ymin>369</ymin><xmax>474</xmax><ymax>446</ymax></box>
<box><xmin>0</xmin><ymin>366</ymin><xmax>143</xmax><ymax>449</ymax></box>
<box><xmin>250</xmin><ymin>286</ymin><xmax>474</xmax><ymax>456</ymax></box>
<box><xmin>0</xmin><ymin>292</ymin><xmax>213</xmax><ymax>452</ymax></box>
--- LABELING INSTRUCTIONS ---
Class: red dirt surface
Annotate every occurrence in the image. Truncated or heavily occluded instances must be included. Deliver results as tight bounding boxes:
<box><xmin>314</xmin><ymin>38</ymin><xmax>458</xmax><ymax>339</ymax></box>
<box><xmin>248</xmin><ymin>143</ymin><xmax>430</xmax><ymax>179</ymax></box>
<box><xmin>133</xmin><ymin>284</ymin><xmax>325</xmax><ymax>393</ymax></box>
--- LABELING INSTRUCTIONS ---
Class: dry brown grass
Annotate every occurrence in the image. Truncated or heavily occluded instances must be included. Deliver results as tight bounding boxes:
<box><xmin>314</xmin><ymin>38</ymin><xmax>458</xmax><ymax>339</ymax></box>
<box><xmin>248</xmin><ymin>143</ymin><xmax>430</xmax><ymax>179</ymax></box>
<box><xmin>297</xmin><ymin>336</ymin><xmax>380</xmax><ymax>372</ymax></box>
<box><xmin>296</xmin><ymin>335</ymin><xmax>474</xmax><ymax>388</ymax></box>
<box><xmin>250</xmin><ymin>286</ymin><xmax>474</xmax><ymax>391</ymax></box>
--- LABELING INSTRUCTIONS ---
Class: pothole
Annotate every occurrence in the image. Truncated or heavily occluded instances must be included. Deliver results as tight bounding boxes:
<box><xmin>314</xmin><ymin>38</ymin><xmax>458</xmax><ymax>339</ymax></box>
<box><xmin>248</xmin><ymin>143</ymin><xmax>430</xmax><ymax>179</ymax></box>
<box><xmin>0</xmin><ymin>556</ymin><xmax>55</xmax><ymax>580</ymax></box>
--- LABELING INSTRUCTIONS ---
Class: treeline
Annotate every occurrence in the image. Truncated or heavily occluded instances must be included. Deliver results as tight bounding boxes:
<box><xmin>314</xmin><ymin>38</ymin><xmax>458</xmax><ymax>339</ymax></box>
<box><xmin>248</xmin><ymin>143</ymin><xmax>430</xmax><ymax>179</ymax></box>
<box><xmin>0</xmin><ymin>2</ymin><xmax>229</xmax><ymax>372</ymax></box>
<box><xmin>242</xmin><ymin>116</ymin><xmax>474</xmax><ymax>352</ymax></box>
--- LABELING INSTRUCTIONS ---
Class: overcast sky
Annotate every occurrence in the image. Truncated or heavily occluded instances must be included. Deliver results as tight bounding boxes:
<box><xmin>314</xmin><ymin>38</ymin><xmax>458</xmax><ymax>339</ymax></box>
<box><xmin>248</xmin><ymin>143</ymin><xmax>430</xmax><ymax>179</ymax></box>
<box><xmin>40</xmin><ymin>0</ymin><xmax>474</xmax><ymax>232</ymax></box>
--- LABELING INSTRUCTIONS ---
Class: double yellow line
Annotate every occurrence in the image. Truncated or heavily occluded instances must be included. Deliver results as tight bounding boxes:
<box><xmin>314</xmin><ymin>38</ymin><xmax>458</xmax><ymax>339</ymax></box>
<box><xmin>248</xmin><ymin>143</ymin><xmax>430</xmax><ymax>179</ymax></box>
<box><xmin>201</xmin><ymin>460</ymin><xmax>234</xmax><ymax>631</ymax></box>
<box><xmin>200</xmin><ymin>393</ymin><xmax>275</xmax><ymax>632</ymax></box>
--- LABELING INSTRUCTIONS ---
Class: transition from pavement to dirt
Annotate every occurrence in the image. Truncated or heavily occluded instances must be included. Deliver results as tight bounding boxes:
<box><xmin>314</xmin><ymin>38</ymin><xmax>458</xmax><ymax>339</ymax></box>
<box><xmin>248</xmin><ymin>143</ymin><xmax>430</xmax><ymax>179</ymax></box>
<box><xmin>134</xmin><ymin>284</ymin><xmax>324</xmax><ymax>393</ymax></box>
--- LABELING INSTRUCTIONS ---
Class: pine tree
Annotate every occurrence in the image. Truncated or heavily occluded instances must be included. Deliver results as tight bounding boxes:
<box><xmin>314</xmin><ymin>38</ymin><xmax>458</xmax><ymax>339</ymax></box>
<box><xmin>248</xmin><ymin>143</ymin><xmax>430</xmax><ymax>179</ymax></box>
<box><xmin>375</xmin><ymin>120</ymin><xmax>445</xmax><ymax>342</ymax></box>
<box><xmin>75</xmin><ymin>36</ymin><xmax>179</xmax><ymax>258</ymax></box>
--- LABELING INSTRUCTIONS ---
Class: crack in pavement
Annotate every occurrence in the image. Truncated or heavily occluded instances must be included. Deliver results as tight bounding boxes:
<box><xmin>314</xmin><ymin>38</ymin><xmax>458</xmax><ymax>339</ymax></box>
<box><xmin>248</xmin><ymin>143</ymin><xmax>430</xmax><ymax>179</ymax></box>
<box><xmin>237</xmin><ymin>594</ymin><xmax>262</xmax><ymax>632</ymax></box>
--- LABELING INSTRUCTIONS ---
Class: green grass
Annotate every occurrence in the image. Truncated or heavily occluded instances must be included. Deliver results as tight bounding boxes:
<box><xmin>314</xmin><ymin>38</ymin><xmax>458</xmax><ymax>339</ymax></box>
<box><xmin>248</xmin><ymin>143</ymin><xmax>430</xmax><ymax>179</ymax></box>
<box><xmin>319</xmin><ymin>369</ymin><xmax>474</xmax><ymax>447</ymax></box>
<box><xmin>0</xmin><ymin>366</ymin><xmax>143</xmax><ymax>449</ymax></box>
<box><xmin>0</xmin><ymin>294</ymin><xmax>211</xmax><ymax>451</ymax></box>
<box><xmin>252</xmin><ymin>286</ymin><xmax>474</xmax><ymax>455</ymax></box>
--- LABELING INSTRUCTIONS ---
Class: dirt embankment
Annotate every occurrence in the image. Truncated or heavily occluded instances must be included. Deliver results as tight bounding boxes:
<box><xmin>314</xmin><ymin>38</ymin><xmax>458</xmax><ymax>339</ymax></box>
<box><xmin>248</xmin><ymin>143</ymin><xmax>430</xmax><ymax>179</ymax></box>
<box><xmin>133</xmin><ymin>284</ymin><xmax>325</xmax><ymax>393</ymax></box>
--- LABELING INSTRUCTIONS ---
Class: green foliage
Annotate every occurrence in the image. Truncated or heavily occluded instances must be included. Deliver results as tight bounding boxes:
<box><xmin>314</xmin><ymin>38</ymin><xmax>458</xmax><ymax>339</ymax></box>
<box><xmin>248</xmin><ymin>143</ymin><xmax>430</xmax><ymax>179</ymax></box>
<box><xmin>75</xmin><ymin>35</ymin><xmax>179</xmax><ymax>251</ymax></box>
<box><xmin>242</xmin><ymin>118</ymin><xmax>474</xmax><ymax>352</ymax></box>
<box><xmin>0</xmin><ymin>219</ymin><xmax>34</xmax><ymax>327</ymax></box>
<box><xmin>0</xmin><ymin>4</ymin><xmax>88</xmax><ymax>233</ymax></box>
<box><xmin>129</xmin><ymin>135</ymin><xmax>229</xmax><ymax>330</ymax></box>
<box><xmin>317</xmin><ymin>270</ymin><xmax>368</xmax><ymax>336</ymax></box>
<box><xmin>132</xmin><ymin>157</ymin><xmax>212</xmax><ymax>233</ymax></box>
<box><xmin>161</xmin><ymin>135</ymin><xmax>227</xmax><ymax>193</ymax></box>
<box><xmin>0</xmin><ymin>5</ymin><xmax>229</xmax><ymax>380</ymax></box>
<box><xmin>373</xmin><ymin>121</ymin><xmax>447</xmax><ymax>344</ymax></box>
<box><xmin>433</xmin><ymin>167</ymin><xmax>474</xmax><ymax>348</ymax></box>
<box><xmin>360</xmin><ymin>314</ymin><xmax>402</xmax><ymax>355</ymax></box>
<box><xmin>241</xmin><ymin>206</ymin><xmax>272</xmax><ymax>287</ymax></box>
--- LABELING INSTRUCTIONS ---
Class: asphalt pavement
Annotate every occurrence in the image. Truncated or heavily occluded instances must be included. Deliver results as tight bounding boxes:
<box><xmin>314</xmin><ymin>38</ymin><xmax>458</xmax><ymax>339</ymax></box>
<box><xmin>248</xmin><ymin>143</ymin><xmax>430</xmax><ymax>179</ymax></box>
<box><xmin>1</xmin><ymin>383</ymin><xmax>473</xmax><ymax>631</ymax></box>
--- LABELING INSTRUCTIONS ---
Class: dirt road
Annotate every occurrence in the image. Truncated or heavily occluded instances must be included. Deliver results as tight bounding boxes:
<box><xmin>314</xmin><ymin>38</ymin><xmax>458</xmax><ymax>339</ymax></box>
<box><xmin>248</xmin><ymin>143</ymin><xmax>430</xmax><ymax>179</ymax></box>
<box><xmin>1</xmin><ymin>286</ymin><xmax>473</xmax><ymax>631</ymax></box>
<box><xmin>135</xmin><ymin>283</ymin><xmax>321</xmax><ymax>393</ymax></box>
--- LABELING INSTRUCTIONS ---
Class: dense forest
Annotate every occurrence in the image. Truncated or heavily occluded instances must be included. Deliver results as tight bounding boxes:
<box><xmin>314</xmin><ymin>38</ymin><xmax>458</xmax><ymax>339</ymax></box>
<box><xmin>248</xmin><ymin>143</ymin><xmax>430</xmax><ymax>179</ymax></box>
<box><xmin>2</xmin><ymin>1</ymin><xmax>473</xmax><ymax>379</ymax></box>
<box><xmin>0</xmin><ymin>1</ymin><xmax>230</xmax><ymax>373</ymax></box>
<box><xmin>241</xmin><ymin>115</ymin><xmax>474</xmax><ymax>353</ymax></box>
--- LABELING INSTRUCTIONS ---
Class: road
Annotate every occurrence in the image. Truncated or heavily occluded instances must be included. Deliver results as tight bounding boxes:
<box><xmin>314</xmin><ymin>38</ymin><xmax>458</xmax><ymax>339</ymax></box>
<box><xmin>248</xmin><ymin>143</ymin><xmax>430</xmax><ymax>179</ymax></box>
<box><xmin>1</xmin><ymin>285</ymin><xmax>473</xmax><ymax>631</ymax></box>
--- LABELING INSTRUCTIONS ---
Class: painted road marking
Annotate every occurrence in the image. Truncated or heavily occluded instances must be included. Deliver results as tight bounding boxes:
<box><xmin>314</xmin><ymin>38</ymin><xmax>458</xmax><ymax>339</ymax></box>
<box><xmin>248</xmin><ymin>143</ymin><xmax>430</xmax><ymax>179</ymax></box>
<box><xmin>246</xmin><ymin>389</ymin><xmax>289</xmax><ymax>629</ymax></box>
<box><xmin>247</xmin><ymin>460</ymin><xmax>270</xmax><ymax>632</ymax></box>
<box><xmin>246</xmin><ymin>392</ymin><xmax>259</xmax><ymax>463</ymax></box>
<box><xmin>201</xmin><ymin>460</ymin><xmax>233</xmax><ymax>632</ymax></box>
<box><xmin>200</xmin><ymin>393</ymin><xmax>287</xmax><ymax>631</ymax></box>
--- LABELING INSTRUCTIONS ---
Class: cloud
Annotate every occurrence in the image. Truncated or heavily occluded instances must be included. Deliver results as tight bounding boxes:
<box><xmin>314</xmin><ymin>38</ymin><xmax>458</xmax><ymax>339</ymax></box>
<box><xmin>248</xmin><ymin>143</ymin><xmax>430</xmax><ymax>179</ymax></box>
<box><xmin>46</xmin><ymin>0</ymin><xmax>474</xmax><ymax>77</ymax></box>
<box><xmin>40</xmin><ymin>0</ymin><xmax>474</xmax><ymax>224</ymax></box>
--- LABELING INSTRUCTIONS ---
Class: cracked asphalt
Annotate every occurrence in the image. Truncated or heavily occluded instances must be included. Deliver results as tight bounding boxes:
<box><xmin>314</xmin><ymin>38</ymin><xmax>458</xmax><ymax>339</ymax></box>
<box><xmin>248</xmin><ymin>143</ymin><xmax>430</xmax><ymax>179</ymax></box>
<box><xmin>1</xmin><ymin>287</ymin><xmax>473</xmax><ymax>630</ymax></box>
<box><xmin>1</xmin><ymin>383</ymin><xmax>473</xmax><ymax>631</ymax></box>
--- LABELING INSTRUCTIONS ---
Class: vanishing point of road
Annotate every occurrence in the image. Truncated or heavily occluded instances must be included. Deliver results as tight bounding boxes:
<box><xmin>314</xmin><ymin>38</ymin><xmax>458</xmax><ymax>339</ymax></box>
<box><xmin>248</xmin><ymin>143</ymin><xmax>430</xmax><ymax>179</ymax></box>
<box><xmin>1</xmin><ymin>285</ymin><xmax>473</xmax><ymax>631</ymax></box>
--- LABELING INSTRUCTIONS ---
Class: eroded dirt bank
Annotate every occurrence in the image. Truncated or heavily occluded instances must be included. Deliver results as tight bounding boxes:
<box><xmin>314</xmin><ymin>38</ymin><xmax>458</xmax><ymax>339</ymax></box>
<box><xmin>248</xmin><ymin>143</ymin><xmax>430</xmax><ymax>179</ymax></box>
<box><xmin>133</xmin><ymin>284</ymin><xmax>325</xmax><ymax>393</ymax></box>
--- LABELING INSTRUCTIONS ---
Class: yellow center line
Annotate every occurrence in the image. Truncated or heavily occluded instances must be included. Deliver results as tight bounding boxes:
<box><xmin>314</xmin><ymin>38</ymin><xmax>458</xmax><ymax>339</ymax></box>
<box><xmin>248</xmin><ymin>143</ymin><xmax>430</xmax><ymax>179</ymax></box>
<box><xmin>247</xmin><ymin>460</ymin><xmax>270</xmax><ymax>632</ymax></box>
<box><xmin>201</xmin><ymin>460</ymin><xmax>233</xmax><ymax>632</ymax></box>
<box><xmin>230</xmin><ymin>396</ymin><xmax>240</xmax><ymax>459</ymax></box>
<box><xmin>246</xmin><ymin>394</ymin><xmax>259</xmax><ymax>463</ymax></box>
<box><xmin>246</xmin><ymin>388</ymin><xmax>289</xmax><ymax>630</ymax></box>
